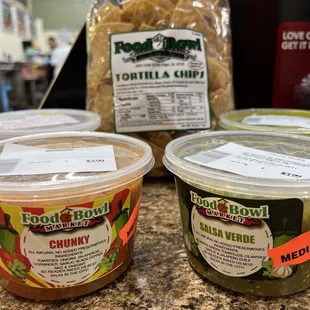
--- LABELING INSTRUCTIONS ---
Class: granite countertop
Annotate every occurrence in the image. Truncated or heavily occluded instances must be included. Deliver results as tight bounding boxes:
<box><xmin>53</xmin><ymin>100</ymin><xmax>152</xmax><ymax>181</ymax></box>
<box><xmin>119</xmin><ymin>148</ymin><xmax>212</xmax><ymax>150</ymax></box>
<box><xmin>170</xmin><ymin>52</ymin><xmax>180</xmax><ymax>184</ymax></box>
<box><xmin>1</xmin><ymin>179</ymin><xmax>309</xmax><ymax>310</ymax></box>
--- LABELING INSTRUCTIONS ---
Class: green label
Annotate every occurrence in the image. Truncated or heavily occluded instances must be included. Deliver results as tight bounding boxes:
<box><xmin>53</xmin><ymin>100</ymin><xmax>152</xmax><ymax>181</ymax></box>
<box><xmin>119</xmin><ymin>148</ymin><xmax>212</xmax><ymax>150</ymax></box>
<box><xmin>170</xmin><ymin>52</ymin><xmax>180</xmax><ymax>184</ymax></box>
<box><xmin>176</xmin><ymin>177</ymin><xmax>304</xmax><ymax>280</ymax></box>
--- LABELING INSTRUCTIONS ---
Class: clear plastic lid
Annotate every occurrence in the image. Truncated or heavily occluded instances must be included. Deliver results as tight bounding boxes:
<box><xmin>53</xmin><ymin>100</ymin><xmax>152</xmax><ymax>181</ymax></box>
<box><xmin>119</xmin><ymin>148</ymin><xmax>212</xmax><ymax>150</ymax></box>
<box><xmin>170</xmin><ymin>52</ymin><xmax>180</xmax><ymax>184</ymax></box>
<box><xmin>0</xmin><ymin>132</ymin><xmax>154</xmax><ymax>199</ymax></box>
<box><xmin>0</xmin><ymin>109</ymin><xmax>101</xmax><ymax>139</ymax></box>
<box><xmin>218</xmin><ymin>109</ymin><xmax>310</xmax><ymax>135</ymax></box>
<box><xmin>164</xmin><ymin>131</ymin><xmax>310</xmax><ymax>198</ymax></box>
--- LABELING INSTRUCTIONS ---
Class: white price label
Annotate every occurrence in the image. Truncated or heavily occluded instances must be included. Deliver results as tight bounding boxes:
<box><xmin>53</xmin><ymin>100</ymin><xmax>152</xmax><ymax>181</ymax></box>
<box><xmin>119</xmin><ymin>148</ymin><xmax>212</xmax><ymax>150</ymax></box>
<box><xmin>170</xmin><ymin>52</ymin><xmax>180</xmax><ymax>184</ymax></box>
<box><xmin>0</xmin><ymin>144</ymin><xmax>117</xmax><ymax>175</ymax></box>
<box><xmin>185</xmin><ymin>143</ymin><xmax>310</xmax><ymax>180</ymax></box>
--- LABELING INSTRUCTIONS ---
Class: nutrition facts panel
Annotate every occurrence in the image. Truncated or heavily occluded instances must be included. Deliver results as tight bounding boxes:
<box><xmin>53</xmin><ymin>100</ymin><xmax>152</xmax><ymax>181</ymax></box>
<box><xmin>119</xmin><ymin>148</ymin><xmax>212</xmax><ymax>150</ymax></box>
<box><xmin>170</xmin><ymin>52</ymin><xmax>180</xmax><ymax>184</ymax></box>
<box><xmin>115</xmin><ymin>92</ymin><xmax>211</xmax><ymax>133</ymax></box>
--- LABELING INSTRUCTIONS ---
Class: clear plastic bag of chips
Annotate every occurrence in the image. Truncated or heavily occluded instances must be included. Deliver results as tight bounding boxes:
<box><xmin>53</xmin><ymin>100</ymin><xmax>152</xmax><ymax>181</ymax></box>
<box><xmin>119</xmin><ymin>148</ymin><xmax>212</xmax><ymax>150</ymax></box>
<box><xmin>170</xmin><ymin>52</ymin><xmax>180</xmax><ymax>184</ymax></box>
<box><xmin>87</xmin><ymin>0</ymin><xmax>235</xmax><ymax>177</ymax></box>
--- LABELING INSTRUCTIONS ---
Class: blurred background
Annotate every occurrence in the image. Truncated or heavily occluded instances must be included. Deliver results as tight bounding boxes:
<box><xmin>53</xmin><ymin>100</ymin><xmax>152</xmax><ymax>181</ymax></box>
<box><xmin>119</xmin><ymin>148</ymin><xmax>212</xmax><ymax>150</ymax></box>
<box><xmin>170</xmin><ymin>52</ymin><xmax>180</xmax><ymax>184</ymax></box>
<box><xmin>0</xmin><ymin>0</ymin><xmax>89</xmax><ymax>111</ymax></box>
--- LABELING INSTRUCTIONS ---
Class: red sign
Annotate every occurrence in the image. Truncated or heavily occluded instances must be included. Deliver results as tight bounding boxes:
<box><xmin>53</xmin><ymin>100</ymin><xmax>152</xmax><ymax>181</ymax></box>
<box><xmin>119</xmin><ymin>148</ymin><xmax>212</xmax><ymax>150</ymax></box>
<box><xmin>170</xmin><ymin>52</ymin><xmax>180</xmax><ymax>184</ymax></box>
<box><xmin>273</xmin><ymin>22</ymin><xmax>310</xmax><ymax>109</ymax></box>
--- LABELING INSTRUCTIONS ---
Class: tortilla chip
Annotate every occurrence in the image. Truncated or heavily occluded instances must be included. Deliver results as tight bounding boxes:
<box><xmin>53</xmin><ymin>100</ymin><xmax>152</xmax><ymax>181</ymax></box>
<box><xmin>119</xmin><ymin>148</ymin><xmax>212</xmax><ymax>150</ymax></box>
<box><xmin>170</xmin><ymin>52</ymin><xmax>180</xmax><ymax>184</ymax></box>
<box><xmin>133</xmin><ymin>0</ymin><xmax>168</xmax><ymax>28</ymax></box>
<box><xmin>156</xmin><ymin>11</ymin><xmax>172</xmax><ymax>29</ymax></box>
<box><xmin>93</xmin><ymin>83</ymin><xmax>114</xmax><ymax>133</ymax></box>
<box><xmin>97</xmin><ymin>2</ymin><xmax>115</xmax><ymax>19</ymax></box>
<box><xmin>91</xmin><ymin>22</ymin><xmax>134</xmax><ymax>55</ymax></box>
<box><xmin>87</xmin><ymin>68</ymin><xmax>101</xmax><ymax>94</ymax></box>
<box><xmin>169</xmin><ymin>0</ymin><xmax>181</xmax><ymax>6</ymax></box>
<box><xmin>151</xmin><ymin>0</ymin><xmax>174</xmax><ymax>11</ymax></box>
<box><xmin>141</xmin><ymin>132</ymin><xmax>173</xmax><ymax>150</ymax></box>
<box><xmin>97</xmin><ymin>3</ymin><xmax>121</xmax><ymax>23</ymax></box>
<box><xmin>197</xmin><ymin>5</ymin><xmax>221</xmax><ymax>34</ymax></box>
<box><xmin>208</xmin><ymin>57</ymin><xmax>231</xmax><ymax>92</ymax></box>
<box><xmin>93</xmin><ymin>22</ymin><xmax>135</xmax><ymax>40</ymax></box>
<box><xmin>224</xmin><ymin>56</ymin><xmax>233</xmax><ymax>71</ymax></box>
<box><xmin>171</xmin><ymin>0</ymin><xmax>205</xmax><ymax>29</ymax></box>
<box><xmin>199</xmin><ymin>28</ymin><xmax>226</xmax><ymax>59</ymax></box>
<box><xmin>90</xmin><ymin>23</ymin><xmax>134</xmax><ymax>82</ymax></box>
<box><xmin>120</xmin><ymin>0</ymin><xmax>138</xmax><ymax>24</ymax></box>
<box><xmin>87</xmin><ymin>88</ymin><xmax>96</xmax><ymax>104</ymax></box>
<box><xmin>207</xmin><ymin>0</ymin><xmax>220</xmax><ymax>6</ymax></box>
<box><xmin>88</xmin><ymin>25</ymin><xmax>97</xmax><ymax>42</ymax></box>
<box><xmin>129</xmin><ymin>134</ymin><xmax>169</xmax><ymax>177</ymax></box>
<box><xmin>210</xmin><ymin>84</ymin><xmax>234</xmax><ymax>117</ymax></box>
<box><xmin>171</xmin><ymin>0</ymin><xmax>195</xmax><ymax>28</ymax></box>
<box><xmin>139</xmin><ymin>23</ymin><xmax>155</xmax><ymax>31</ymax></box>
<box><xmin>171</xmin><ymin>0</ymin><xmax>227</xmax><ymax>58</ymax></box>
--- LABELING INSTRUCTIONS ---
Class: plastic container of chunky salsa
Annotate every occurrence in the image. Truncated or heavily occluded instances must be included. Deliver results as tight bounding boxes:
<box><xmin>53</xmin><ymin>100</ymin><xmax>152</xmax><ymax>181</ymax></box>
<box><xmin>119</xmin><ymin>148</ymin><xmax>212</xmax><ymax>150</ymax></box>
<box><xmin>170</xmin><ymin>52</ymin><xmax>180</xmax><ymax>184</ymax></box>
<box><xmin>164</xmin><ymin>131</ymin><xmax>310</xmax><ymax>296</ymax></box>
<box><xmin>0</xmin><ymin>109</ymin><xmax>101</xmax><ymax>140</ymax></box>
<box><xmin>0</xmin><ymin>132</ymin><xmax>154</xmax><ymax>300</ymax></box>
<box><xmin>218</xmin><ymin>109</ymin><xmax>310</xmax><ymax>136</ymax></box>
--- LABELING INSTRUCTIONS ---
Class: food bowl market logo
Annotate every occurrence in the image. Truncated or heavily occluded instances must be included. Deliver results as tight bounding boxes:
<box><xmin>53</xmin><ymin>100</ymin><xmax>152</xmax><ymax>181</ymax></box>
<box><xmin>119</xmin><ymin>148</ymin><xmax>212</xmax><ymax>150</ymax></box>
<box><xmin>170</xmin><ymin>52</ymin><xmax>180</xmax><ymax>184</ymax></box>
<box><xmin>20</xmin><ymin>203</ymin><xmax>110</xmax><ymax>233</ymax></box>
<box><xmin>190</xmin><ymin>191</ymin><xmax>270</xmax><ymax>226</ymax></box>
<box><xmin>115</xmin><ymin>34</ymin><xmax>200</xmax><ymax>63</ymax></box>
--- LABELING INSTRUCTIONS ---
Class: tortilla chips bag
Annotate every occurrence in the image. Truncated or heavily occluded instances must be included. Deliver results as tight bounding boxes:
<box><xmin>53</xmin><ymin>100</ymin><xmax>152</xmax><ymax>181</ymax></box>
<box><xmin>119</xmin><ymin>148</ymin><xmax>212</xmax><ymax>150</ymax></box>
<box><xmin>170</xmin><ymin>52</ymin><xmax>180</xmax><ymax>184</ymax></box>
<box><xmin>87</xmin><ymin>0</ymin><xmax>235</xmax><ymax>177</ymax></box>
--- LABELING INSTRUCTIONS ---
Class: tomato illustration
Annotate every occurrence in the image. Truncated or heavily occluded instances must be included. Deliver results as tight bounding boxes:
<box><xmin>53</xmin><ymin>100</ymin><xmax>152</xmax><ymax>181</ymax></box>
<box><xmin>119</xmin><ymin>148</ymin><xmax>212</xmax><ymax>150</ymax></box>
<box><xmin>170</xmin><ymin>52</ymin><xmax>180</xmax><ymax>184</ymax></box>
<box><xmin>60</xmin><ymin>208</ymin><xmax>72</xmax><ymax>223</ymax></box>
<box><xmin>217</xmin><ymin>199</ymin><xmax>228</xmax><ymax>213</ymax></box>
<box><xmin>0</xmin><ymin>249</ymin><xmax>31</xmax><ymax>282</ymax></box>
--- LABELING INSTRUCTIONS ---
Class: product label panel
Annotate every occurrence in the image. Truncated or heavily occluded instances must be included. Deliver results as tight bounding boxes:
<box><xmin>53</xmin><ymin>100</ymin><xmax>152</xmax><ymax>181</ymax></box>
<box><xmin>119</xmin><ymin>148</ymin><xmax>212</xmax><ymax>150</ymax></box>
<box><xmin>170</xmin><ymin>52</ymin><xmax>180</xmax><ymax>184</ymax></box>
<box><xmin>110</xmin><ymin>29</ymin><xmax>211</xmax><ymax>133</ymax></box>
<box><xmin>0</xmin><ymin>189</ymin><xmax>139</xmax><ymax>288</ymax></box>
<box><xmin>176</xmin><ymin>177</ymin><xmax>304</xmax><ymax>280</ymax></box>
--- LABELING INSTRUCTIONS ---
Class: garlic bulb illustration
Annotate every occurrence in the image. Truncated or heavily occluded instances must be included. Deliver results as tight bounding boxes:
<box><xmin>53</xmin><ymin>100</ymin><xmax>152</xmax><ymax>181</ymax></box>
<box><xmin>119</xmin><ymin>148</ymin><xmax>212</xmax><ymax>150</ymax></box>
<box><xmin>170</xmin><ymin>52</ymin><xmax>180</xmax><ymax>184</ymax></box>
<box><xmin>272</xmin><ymin>266</ymin><xmax>293</xmax><ymax>279</ymax></box>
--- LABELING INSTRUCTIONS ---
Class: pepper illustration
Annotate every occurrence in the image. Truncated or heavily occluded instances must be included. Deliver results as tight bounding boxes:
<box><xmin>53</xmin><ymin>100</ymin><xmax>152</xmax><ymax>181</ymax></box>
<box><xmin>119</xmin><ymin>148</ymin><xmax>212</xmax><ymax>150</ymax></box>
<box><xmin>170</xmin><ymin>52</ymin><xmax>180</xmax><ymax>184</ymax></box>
<box><xmin>98</xmin><ymin>190</ymin><xmax>130</xmax><ymax>273</ymax></box>
<box><xmin>0</xmin><ymin>214</ymin><xmax>18</xmax><ymax>255</ymax></box>
<box><xmin>113</xmin><ymin>200</ymin><xmax>129</xmax><ymax>235</ymax></box>
<box><xmin>0</xmin><ymin>213</ymin><xmax>31</xmax><ymax>282</ymax></box>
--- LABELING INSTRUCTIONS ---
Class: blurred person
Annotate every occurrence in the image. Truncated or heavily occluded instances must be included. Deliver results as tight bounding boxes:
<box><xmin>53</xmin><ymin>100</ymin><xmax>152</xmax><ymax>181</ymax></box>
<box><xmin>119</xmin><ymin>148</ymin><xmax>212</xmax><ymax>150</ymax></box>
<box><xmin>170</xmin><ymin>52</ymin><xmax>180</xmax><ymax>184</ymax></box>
<box><xmin>48</xmin><ymin>37</ymin><xmax>71</xmax><ymax>79</ymax></box>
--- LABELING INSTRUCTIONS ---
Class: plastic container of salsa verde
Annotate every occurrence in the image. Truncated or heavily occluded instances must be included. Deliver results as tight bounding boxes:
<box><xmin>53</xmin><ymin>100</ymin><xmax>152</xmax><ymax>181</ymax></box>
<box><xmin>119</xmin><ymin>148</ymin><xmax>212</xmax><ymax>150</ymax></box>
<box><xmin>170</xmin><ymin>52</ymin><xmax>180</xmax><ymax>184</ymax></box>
<box><xmin>164</xmin><ymin>131</ymin><xmax>310</xmax><ymax>296</ymax></box>
<box><xmin>0</xmin><ymin>132</ymin><xmax>154</xmax><ymax>300</ymax></box>
<box><xmin>218</xmin><ymin>109</ymin><xmax>310</xmax><ymax>136</ymax></box>
<box><xmin>0</xmin><ymin>109</ymin><xmax>101</xmax><ymax>140</ymax></box>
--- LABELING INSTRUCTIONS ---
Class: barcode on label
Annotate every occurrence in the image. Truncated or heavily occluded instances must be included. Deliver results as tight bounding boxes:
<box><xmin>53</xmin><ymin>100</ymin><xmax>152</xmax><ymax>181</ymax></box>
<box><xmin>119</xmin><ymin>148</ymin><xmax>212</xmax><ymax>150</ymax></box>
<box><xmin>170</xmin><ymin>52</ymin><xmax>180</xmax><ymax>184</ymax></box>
<box><xmin>0</xmin><ymin>159</ymin><xmax>19</xmax><ymax>173</ymax></box>
<box><xmin>200</xmin><ymin>150</ymin><xmax>231</xmax><ymax>164</ymax></box>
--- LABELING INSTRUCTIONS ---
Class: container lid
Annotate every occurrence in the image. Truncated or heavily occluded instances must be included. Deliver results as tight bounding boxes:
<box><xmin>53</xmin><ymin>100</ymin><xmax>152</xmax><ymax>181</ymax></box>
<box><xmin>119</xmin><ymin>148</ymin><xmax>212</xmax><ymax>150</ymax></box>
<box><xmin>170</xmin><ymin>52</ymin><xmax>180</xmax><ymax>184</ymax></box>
<box><xmin>0</xmin><ymin>109</ymin><xmax>101</xmax><ymax>138</ymax></box>
<box><xmin>0</xmin><ymin>132</ymin><xmax>154</xmax><ymax>198</ymax></box>
<box><xmin>163</xmin><ymin>131</ymin><xmax>310</xmax><ymax>197</ymax></box>
<box><xmin>218</xmin><ymin>109</ymin><xmax>310</xmax><ymax>135</ymax></box>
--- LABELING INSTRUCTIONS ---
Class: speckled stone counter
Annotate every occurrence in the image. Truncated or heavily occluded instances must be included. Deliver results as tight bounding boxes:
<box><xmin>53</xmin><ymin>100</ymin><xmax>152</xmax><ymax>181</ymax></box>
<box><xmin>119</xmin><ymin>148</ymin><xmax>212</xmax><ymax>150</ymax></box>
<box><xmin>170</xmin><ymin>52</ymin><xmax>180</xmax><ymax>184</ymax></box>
<box><xmin>1</xmin><ymin>179</ymin><xmax>310</xmax><ymax>310</ymax></box>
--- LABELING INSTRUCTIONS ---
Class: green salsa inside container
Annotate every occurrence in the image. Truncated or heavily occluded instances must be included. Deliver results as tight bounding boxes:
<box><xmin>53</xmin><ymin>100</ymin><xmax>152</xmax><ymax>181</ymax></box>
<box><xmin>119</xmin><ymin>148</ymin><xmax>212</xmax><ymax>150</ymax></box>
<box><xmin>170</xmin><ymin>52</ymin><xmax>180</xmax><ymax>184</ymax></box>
<box><xmin>218</xmin><ymin>109</ymin><xmax>310</xmax><ymax>136</ymax></box>
<box><xmin>164</xmin><ymin>131</ymin><xmax>310</xmax><ymax>296</ymax></box>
